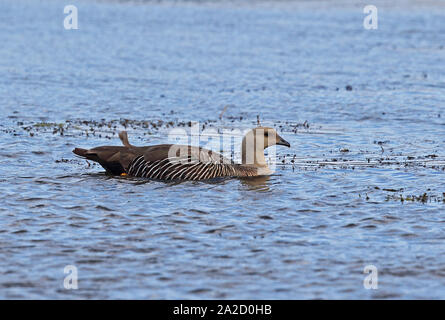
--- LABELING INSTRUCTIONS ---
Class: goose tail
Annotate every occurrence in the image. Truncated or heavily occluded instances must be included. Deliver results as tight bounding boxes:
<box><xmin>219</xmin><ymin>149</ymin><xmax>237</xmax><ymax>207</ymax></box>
<box><xmin>119</xmin><ymin>131</ymin><xmax>132</xmax><ymax>147</ymax></box>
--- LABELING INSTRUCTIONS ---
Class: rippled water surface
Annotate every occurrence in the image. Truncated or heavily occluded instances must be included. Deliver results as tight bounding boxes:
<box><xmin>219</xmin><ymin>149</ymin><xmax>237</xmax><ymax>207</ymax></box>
<box><xmin>1</xmin><ymin>0</ymin><xmax>445</xmax><ymax>299</ymax></box>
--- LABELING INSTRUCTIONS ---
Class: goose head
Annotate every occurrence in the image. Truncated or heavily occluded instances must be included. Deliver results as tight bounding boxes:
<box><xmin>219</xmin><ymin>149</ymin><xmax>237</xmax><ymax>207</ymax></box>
<box><xmin>241</xmin><ymin>126</ymin><xmax>290</xmax><ymax>166</ymax></box>
<box><xmin>256</xmin><ymin>126</ymin><xmax>291</xmax><ymax>149</ymax></box>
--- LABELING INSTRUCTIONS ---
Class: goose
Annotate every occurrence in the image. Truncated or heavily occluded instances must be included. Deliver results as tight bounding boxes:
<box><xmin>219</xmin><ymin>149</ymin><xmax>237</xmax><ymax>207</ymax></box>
<box><xmin>72</xmin><ymin>127</ymin><xmax>290</xmax><ymax>181</ymax></box>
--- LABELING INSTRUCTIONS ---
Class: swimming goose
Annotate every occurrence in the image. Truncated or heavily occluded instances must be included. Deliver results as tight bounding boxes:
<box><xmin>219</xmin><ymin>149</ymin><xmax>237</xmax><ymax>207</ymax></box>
<box><xmin>73</xmin><ymin>127</ymin><xmax>290</xmax><ymax>181</ymax></box>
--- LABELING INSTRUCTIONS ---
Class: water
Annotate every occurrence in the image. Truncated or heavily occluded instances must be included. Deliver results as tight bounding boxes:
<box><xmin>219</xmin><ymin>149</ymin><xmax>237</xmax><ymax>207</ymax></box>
<box><xmin>0</xmin><ymin>0</ymin><xmax>445</xmax><ymax>299</ymax></box>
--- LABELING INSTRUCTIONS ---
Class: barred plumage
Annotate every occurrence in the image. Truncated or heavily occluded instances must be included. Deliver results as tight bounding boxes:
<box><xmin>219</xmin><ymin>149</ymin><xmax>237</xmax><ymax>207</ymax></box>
<box><xmin>126</xmin><ymin>155</ymin><xmax>257</xmax><ymax>181</ymax></box>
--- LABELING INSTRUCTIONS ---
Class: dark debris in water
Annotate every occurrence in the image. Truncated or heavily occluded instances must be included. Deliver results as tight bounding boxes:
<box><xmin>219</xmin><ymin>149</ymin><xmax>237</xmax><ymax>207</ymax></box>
<box><xmin>360</xmin><ymin>186</ymin><xmax>445</xmax><ymax>204</ymax></box>
<box><xmin>385</xmin><ymin>192</ymin><xmax>445</xmax><ymax>204</ymax></box>
<box><xmin>17</xmin><ymin>119</ymin><xmax>197</xmax><ymax>139</ymax></box>
<box><xmin>11</xmin><ymin>117</ymin><xmax>320</xmax><ymax>139</ymax></box>
<box><xmin>276</xmin><ymin>154</ymin><xmax>445</xmax><ymax>171</ymax></box>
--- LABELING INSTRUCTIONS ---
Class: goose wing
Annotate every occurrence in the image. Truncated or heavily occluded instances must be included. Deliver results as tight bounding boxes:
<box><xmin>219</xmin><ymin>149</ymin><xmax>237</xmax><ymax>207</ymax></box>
<box><xmin>138</xmin><ymin>144</ymin><xmax>230</xmax><ymax>163</ymax></box>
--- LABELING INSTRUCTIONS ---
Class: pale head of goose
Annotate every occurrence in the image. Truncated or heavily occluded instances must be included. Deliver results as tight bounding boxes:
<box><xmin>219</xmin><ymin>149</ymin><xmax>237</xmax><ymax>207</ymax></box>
<box><xmin>241</xmin><ymin>126</ymin><xmax>290</xmax><ymax>168</ymax></box>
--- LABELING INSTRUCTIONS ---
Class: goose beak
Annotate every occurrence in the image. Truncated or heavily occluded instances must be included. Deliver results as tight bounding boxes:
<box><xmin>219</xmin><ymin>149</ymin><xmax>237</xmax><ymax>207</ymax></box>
<box><xmin>276</xmin><ymin>135</ymin><xmax>291</xmax><ymax>148</ymax></box>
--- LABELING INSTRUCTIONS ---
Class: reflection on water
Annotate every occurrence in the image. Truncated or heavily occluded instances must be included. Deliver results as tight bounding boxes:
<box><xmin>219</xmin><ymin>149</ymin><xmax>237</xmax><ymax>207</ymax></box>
<box><xmin>0</xmin><ymin>0</ymin><xmax>445</xmax><ymax>299</ymax></box>
<box><xmin>240</xmin><ymin>175</ymin><xmax>271</xmax><ymax>191</ymax></box>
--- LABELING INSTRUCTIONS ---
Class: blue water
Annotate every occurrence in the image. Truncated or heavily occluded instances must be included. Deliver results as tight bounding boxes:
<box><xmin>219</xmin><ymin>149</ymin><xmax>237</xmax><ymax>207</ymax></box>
<box><xmin>0</xmin><ymin>0</ymin><xmax>445</xmax><ymax>299</ymax></box>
